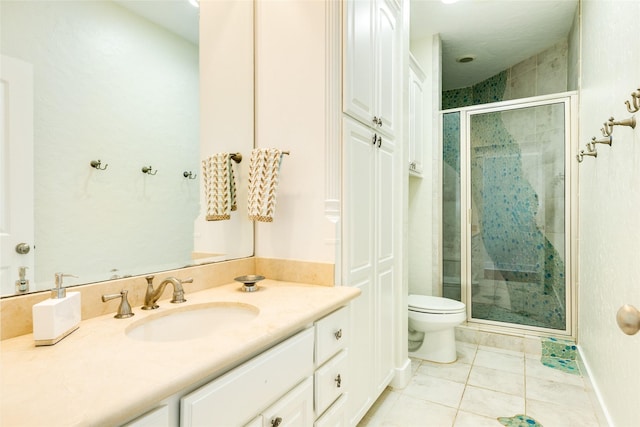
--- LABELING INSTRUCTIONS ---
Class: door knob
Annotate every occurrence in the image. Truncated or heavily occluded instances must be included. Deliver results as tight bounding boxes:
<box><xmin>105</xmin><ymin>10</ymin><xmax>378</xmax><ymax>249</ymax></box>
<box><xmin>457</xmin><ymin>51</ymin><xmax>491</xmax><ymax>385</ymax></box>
<box><xmin>15</xmin><ymin>243</ymin><xmax>31</xmax><ymax>254</ymax></box>
<box><xmin>616</xmin><ymin>304</ymin><xmax>640</xmax><ymax>335</ymax></box>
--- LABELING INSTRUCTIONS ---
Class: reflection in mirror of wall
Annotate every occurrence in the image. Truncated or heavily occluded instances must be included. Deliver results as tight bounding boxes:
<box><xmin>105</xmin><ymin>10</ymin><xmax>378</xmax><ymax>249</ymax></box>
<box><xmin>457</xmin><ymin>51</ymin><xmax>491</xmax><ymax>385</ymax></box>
<box><xmin>0</xmin><ymin>0</ymin><xmax>214</xmax><ymax>297</ymax></box>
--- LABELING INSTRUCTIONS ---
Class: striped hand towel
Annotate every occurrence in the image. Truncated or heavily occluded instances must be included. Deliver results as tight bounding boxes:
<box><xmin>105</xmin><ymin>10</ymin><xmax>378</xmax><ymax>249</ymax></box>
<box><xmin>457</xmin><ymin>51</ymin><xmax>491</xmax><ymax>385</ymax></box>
<box><xmin>247</xmin><ymin>148</ymin><xmax>283</xmax><ymax>222</ymax></box>
<box><xmin>202</xmin><ymin>153</ymin><xmax>237</xmax><ymax>221</ymax></box>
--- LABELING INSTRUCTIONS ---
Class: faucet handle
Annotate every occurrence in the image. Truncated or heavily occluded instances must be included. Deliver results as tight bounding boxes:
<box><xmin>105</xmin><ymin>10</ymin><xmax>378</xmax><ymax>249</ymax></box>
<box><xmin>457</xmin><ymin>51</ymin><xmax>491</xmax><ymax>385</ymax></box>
<box><xmin>170</xmin><ymin>277</ymin><xmax>193</xmax><ymax>304</ymax></box>
<box><xmin>102</xmin><ymin>290</ymin><xmax>135</xmax><ymax>319</ymax></box>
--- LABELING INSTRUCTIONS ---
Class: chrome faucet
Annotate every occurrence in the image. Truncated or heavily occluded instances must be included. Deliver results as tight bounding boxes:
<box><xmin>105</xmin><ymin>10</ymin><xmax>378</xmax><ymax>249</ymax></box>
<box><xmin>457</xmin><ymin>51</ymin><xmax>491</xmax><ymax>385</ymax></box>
<box><xmin>142</xmin><ymin>275</ymin><xmax>193</xmax><ymax>310</ymax></box>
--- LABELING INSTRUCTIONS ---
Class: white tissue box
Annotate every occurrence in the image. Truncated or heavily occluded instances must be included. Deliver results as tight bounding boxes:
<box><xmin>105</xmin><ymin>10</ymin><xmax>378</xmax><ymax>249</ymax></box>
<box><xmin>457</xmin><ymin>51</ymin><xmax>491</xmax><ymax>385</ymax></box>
<box><xmin>32</xmin><ymin>292</ymin><xmax>81</xmax><ymax>346</ymax></box>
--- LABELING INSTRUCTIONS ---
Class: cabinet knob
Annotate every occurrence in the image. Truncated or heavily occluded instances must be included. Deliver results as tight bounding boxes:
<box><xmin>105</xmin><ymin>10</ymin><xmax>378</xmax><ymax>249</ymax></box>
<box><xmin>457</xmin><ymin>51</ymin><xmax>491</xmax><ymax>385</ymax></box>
<box><xmin>372</xmin><ymin>116</ymin><xmax>382</xmax><ymax>127</ymax></box>
<box><xmin>334</xmin><ymin>329</ymin><xmax>343</xmax><ymax>340</ymax></box>
<box><xmin>335</xmin><ymin>374</ymin><xmax>342</xmax><ymax>388</ymax></box>
<box><xmin>15</xmin><ymin>243</ymin><xmax>31</xmax><ymax>254</ymax></box>
<box><xmin>271</xmin><ymin>417</ymin><xmax>283</xmax><ymax>427</ymax></box>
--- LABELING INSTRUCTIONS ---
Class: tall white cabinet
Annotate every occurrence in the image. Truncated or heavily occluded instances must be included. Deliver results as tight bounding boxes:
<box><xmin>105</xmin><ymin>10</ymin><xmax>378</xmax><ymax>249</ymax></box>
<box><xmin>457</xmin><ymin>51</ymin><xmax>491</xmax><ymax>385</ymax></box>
<box><xmin>342</xmin><ymin>0</ymin><xmax>401</xmax><ymax>424</ymax></box>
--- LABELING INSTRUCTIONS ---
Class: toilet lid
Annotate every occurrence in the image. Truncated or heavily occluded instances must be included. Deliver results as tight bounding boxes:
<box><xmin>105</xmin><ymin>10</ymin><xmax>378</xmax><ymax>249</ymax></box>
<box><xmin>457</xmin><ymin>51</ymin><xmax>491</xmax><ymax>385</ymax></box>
<box><xmin>408</xmin><ymin>295</ymin><xmax>466</xmax><ymax>314</ymax></box>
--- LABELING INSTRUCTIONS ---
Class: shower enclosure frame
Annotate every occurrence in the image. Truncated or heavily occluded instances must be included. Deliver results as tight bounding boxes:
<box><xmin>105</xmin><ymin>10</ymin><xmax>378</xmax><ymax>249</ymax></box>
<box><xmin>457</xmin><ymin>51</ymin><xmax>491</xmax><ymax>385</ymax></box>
<box><xmin>444</xmin><ymin>92</ymin><xmax>578</xmax><ymax>338</ymax></box>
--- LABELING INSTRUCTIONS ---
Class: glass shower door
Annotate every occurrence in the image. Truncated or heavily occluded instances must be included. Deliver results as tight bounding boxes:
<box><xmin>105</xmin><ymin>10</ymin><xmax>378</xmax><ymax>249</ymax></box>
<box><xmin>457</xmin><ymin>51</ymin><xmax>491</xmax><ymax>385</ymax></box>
<box><xmin>466</xmin><ymin>101</ymin><xmax>568</xmax><ymax>331</ymax></box>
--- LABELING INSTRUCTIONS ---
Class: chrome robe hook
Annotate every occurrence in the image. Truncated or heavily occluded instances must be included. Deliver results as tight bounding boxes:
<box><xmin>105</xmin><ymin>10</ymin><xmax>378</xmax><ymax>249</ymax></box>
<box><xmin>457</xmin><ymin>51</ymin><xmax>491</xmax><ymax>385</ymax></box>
<box><xmin>141</xmin><ymin>166</ymin><xmax>158</xmax><ymax>175</ymax></box>
<box><xmin>625</xmin><ymin>89</ymin><xmax>640</xmax><ymax>113</ymax></box>
<box><xmin>183</xmin><ymin>171</ymin><xmax>197</xmax><ymax>179</ymax></box>
<box><xmin>601</xmin><ymin>116</ymin><xmax>636</xmax><ymax>136</ymax></box>
<box><xmin>90</xmin><ymin>160</ymin><xmax>108</xmax><ymax>170</ymax></box>
<box><xmin>587</xmin><ymin>135</ymin><xmax>612</xmax><ymax>151</ymax></box>
<box><xmin>577</xmin><ymin>148</ymin><xmax>597</xmax><ymax>163</ymax></box>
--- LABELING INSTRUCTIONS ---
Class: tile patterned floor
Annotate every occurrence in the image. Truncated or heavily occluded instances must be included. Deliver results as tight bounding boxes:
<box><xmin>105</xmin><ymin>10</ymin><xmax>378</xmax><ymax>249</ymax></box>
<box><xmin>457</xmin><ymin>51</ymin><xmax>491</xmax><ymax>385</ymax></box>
<box><xmin>358</xmin><ymin>342</ymin><xmax>605</xmax><ymax>427</ymax></box>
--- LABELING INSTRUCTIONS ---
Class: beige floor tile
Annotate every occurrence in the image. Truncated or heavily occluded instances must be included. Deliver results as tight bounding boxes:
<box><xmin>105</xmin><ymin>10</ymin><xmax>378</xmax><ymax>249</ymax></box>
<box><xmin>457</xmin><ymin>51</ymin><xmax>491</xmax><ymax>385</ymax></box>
<box><xmin>525</xmin><ymin>356</ymin><xmax>584</xmax><ymax>387</ymax></box>
<box><xmin>453</xmin><ymin>410</ymin><xmax>502</xmax><ymax>427</ymax></box>
<box><xmin>403</xmin><ymin>374</ymin><xmax>465</xmax><ymax>409</ymax></box>
<box><xmin>467</xmin><ymin>365</ymin><xmax>524</xmax><ymax>397</ymax></box>
<box><xmin>418</xmin><ymin>360</ymin><xmax>472</xmax><ymax>384</ymax></box>
<box><xmin>473</xmin><ymin>349</ymin><xmax>524</xmax><ymax>375</ymax></box>
<box><xmin>459</xmin><ymin>385</ymin><xmax>525</xmax><ymax>419</ymax></box>
<box><xmin>525</xmin><ymin>376</ymin><xmax>592</xmax><ymax>411</ymax></box>
<box><xmin>367</xmin><ymin>394</ymin><xmax>457</xmax><ymax>427</ymax></box>
<box><xmin>359</xmin><ymin>388</ymin><xmax>401</xmax><ymax>425</ymax></box>
<box><xmin>455</xmin><ymin>342</ymin><xmax>478</xmax><ymax>365</ymax></box>
<box><xmin>526</xmin><ymin>398</ymin><xmax>601</xmax><ymax>427</ymax></box>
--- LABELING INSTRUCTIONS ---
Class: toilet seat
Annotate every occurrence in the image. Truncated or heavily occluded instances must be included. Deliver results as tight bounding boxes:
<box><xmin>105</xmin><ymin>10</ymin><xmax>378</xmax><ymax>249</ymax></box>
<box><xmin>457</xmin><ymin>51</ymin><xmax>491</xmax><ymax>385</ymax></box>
<box><xmin>408</xmin><ymin>295</ymin><xmax>465</xmax><ymax>314</ymax></box>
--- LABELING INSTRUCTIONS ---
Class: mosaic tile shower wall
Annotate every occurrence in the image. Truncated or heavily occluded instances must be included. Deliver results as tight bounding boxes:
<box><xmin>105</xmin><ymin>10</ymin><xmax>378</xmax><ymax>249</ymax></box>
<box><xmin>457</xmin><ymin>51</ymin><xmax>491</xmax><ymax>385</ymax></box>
<box><xmin>469</xmin><ymin>105</ymin><xmax>566</xmax><ymax>330</ymax></box>
<box><xmin>441</xmin><ymin>42</ymin><xmax>569</xmax><ymax>330</ymax></box>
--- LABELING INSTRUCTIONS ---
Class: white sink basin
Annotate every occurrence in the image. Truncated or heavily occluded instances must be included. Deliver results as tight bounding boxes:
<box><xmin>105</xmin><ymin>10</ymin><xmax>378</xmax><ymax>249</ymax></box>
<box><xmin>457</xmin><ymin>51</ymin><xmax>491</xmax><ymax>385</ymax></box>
<box><xmin>125</xmin><ymin>302</ymin><xmax>259</xmax><ymax>342</ymax></box>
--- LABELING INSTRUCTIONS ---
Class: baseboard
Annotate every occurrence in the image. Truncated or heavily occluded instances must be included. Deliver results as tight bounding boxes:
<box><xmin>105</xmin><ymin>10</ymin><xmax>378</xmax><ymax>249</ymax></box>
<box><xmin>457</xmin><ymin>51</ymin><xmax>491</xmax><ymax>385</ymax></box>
<box><xmin>577</xmin><ymin>345</ymin><xmax>614</xmax><ymax>427</ymax></box>
<box><xmin>389</xmin><ymin>358</ymin><xmax>412</xmax><ymax>389</ymax></box>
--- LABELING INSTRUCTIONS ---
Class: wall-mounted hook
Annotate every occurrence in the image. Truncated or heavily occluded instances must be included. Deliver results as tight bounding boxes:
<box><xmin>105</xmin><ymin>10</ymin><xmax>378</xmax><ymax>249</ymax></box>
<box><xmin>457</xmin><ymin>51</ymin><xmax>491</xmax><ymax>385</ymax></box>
<box><xmin>90</xmin><ymin>160</ymin><xmax>108</xmax><ymax>170</ymax></box>
<box><xmin>601</xmin><ymin>116</ymin><xmax>636</xmax><ymax>136</ymax></box>
<box><xmin>230</xmin><ymin>153</ymin><xmax>242</xmax><ymax>163</ymax></box>
<box><xmin>587</xmin><ymin>135</ymin><xmax>613</xmax><ymax>151</ymax></box>
<box><xmin>183</xmin><ymin>171</ymin><xmax>197</xmax><ymax>179</ymax></box>
<box><xmin>625</xmin><ymin>89</ymin><xmax>640</xmax><ymax>113</ymax></box>
<box><xmin>141</xmin><ymin>166</ymin><xmax>158</xmax><ymax>175</ymax></box>
<box><xmin>577</xmin><ymin>148</ymin><xmax>597</xmax><ymax>163</ymax></box>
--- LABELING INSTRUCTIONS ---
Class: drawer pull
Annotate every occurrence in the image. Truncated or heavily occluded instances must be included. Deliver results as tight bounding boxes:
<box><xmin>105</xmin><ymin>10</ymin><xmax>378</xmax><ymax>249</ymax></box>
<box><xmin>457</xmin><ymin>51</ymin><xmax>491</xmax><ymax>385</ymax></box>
<box><xmin>335</xmin><ymin>374</ymin><xmax>342</xmax><ymax>388</ymax></box>
<box><xmin>334</xmin><ymin>329</ymin><xmax>343</xmax><ymax>340</ymax></box>
<box><xmin>271</xmin><ymin>417</ymin><xmax>283</xmax><ymax>427</ymax></box>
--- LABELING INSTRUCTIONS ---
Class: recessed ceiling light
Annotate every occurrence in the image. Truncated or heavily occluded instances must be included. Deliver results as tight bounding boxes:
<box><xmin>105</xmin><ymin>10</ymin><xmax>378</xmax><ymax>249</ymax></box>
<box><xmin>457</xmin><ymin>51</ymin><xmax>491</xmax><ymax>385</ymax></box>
<box><xmin>456</xmin><ymin>55</ymin><xmax>475</xmax><ymax>63</ymax></box>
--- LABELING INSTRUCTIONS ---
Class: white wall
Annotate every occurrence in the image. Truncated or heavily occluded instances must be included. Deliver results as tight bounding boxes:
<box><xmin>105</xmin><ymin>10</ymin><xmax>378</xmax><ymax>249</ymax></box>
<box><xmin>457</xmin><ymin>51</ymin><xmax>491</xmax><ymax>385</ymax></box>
<box><xmin>408</xmin><ymin>34</ymin><xmax>440</xmax><ymax>296</ymax></box>
<box><xmin>195</xmin><ymin>0</ymin><xmax>254</xmax><ymax>260</ymax></box>
<box><xmin>253</xmin><ymin>1</ymin><xmax>337</xmax><ymax>264</ymax></box>
<box><xmin>1</xmin><ymin>1</ymin><xmax>199</xmax><ymax>285</ymax></box>
<box><xmin>578</xmin><ymin>1</ymin><xmax>640</xmax><ymax>425</ymax></box>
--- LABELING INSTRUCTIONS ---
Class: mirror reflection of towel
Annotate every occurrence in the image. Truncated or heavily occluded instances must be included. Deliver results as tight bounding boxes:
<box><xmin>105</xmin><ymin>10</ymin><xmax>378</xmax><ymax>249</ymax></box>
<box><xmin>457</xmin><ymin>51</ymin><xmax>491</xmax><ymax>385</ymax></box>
<box><xmin>248</xmin><ymin>148</ymin><xmax>282</xmax><ymax>222</ymax></box>
<box><xmin>202</xmin><ymin>153</ymin><xmax>237</xmax><ymax>221</ymax></box>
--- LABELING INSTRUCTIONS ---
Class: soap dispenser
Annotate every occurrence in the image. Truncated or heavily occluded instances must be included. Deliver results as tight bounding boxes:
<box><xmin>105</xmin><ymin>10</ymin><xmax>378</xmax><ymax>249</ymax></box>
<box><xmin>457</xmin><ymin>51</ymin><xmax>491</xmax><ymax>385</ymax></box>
<box><xmin>32</xmin><ymin>273</ymin><xmax>81</xmax><ymax>346</ymax></box>
<box><xmin>15</xmin><ymin>266</ymin><xmax>29</xmax><ymax>293</ymax></box>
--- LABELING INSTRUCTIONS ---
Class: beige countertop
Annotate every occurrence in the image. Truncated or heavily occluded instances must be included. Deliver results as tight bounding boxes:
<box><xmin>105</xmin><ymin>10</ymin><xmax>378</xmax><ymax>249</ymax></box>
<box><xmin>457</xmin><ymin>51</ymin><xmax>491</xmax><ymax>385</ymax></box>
<box><xmin>0</xmin><ymin>280</ymin><xmax>360</xmax><ymax>426</ymax></box>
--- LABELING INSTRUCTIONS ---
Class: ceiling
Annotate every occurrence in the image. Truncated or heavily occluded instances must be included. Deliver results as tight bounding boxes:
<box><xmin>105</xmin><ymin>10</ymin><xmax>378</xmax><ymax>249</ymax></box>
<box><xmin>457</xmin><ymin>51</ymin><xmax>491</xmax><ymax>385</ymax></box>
<box><xmin>410</xmin><ymin>0</ymin><xmax>579</xmax><ymax>90</ymax></box>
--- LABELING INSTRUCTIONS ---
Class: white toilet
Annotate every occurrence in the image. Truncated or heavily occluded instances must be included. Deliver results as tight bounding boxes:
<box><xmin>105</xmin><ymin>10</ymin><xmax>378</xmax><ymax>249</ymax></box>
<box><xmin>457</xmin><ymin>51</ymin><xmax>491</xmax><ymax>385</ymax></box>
<box><xmin>408</xmin><ymin>294</ymin><xmax>466</xmax><ymax>363</ymax></box>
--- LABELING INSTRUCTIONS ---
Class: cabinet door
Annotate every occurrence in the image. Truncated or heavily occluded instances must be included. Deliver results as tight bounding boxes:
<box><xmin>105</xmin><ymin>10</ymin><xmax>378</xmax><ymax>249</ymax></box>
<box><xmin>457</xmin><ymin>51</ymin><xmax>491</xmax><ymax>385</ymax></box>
<box><xmin>375</xmin><ymin>134</ymin><xmax>396</xmax><ymax>394</ymax></box>
<box><xmin>342</xmin><ymin>117</ymin><xmax>375</xmax><ymax>286</ymax></box>
<box><xmin>261</xmin><ymin>377</ymin><xmax>314</xmax><ymax>427</ymax></box>
<box><xmin>343</xmin><ymin>0</ymin><xmax>375</xmax><ymax>124</ymax></box>
<box><xmin>375</xmin><ymin>0</ymin><xmax>400</xmax><ymax>137</ymax></box>
<box><xmin>181</xmin><ymin>329</ymin><xmax>314</xmax><ymax>426</ymax></box>
<box><xmin>123</xmin><ymin>405</ymin><xmax>170</xmax><ymax>427</ymax></box>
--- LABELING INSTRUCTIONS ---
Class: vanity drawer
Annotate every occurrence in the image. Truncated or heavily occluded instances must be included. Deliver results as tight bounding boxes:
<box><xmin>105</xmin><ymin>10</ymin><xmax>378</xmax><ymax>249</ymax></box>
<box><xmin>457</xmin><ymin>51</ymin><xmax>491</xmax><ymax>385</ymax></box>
<box><xmin>180</xmin><ymin>328</ymin><xmax>314</xmax><ymax>426</ymax></box>
<box><xmin>314</xmin><ymin>394</ymin><xmax>347</xmax><ymax>427</ymax></box>
<box><xmin>314</xmin><ymin>349</ymin><xmax>348</xmax><ymax>416</ymax></box>
<box><xmin>315</xmin><ymin>306</ymin><xmax>349</xmax><ymax>366</ymax></box>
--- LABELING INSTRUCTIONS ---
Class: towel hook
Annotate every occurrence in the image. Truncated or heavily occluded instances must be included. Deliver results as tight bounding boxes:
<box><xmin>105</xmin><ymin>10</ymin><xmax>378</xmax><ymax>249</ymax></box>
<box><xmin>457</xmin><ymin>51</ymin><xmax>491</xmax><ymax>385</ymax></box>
<box><xmin>601</xmin><ymin>116</ymin><xmax>636</xmax><ymax>136</ymax></box>
<box><xmin>183</xmin><ymin>171</ymin><xmax>197</xmax><ymax>179</ymax></box>
<box><xmin>625</xmin><ymin>89</ymin><xmax>640</xmax><ymax>113</ymax></box>
<box><xmin>587</xmin><ymin>135</ymin><xmax>612</xmax><ymax>151</ymax></box>
<box><xmin>90</xmin><ymin>159</ymin><xmax>108</xmax><ymax>170</ymax></box>
<box><xmin>230</xmin><ymin>153</ymin><xmax>242</xmax><ymax>163</ymax></box>
<box><xmin>141</xmin><ymin>166</ymin><xmax>157</xmax><ymax>175</ymax></box>
<box><xmin>577</xmin><ymin>148</ymin><xmax>597</xmax><ymax>163</ymax></box>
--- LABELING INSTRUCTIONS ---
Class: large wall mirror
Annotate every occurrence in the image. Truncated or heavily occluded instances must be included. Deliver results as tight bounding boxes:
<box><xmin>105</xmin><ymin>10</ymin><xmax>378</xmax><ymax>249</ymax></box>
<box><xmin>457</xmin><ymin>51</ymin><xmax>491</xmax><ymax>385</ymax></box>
<box><xmin>0</xmin><ymin>0</ymin><xmax>255</xmax><ymax>297</ymax></box>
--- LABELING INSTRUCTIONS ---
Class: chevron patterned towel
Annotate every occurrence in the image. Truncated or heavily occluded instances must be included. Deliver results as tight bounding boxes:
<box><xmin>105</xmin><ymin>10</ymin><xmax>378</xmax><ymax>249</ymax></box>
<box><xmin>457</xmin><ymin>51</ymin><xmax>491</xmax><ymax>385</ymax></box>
<box><xmin>248</xmin><ymin>148</ymin><xmax>283</xmax><ymax>222</ymax></box>
<box><xmin>202</xmin><ymin>153</ymin><xmax>237</xmax><ymax>221</ymax></box>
